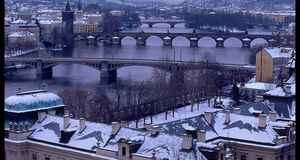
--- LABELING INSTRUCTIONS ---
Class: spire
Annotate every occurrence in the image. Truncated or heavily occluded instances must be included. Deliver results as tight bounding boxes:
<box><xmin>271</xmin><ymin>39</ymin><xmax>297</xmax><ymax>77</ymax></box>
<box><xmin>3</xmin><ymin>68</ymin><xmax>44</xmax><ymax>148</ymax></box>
<box><xmin>66</xmin><ymin>1</ymin><xmax>71</xmax><ymax>11</ymax></box>
<box><xmin>77</xmin><ymin>0</ymin><xmax>82</xmax><ymax>11</ymax></box>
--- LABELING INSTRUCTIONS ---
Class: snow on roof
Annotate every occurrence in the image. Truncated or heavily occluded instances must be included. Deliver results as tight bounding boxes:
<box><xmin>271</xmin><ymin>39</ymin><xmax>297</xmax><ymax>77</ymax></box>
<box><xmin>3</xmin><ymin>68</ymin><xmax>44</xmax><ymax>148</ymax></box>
<box><xmin>11</xmin><ymin>19</ymin><xmax>28</xmax><ymax>24</ymax></box>
<box><xmin>264</xmin><ymin>85</ymin><xmax>295</xmax><ymax>97</ymax></box>
<box><xmin>216</xmin><ymin>37</ymin><xmax>223</xmax><ymax>40</ymax></box>
<box><xmin>265</xmin><ymin>47</ymin><xmax>293</xmax><ymax>58</ymax></box>
<box><xmin>248</xmin><ymin>107</ymin><xmax>263</xmax><ymax>114</ymax></box>
<box><xmin>190</xmin><ymin>37</ymin><xmax>198</xmax><ymax>40</ymax></box>
<box><xmin>242</xmin><ymin>38</ymin><xmax>251</xmax><ymax>41</ymax></box>
<box><xmin>30</xmin><ymin>115</ymin><xmax>112</xmax><ymax>151</ymax></box>
<box><xmin>74</xmin><ymin>20</ymin><xmax>87</xmax><ymax>24</ymax></box>
<box><xmin>128</xmin><ymin>98</ymin><xmax>222</xmax><ymax>128</ymax></box>
<box><xmin>240</xmin><ymin>82</ymin><xmax>276</xmax><ymax>91</ymax></box>
<box><xmin>5</xmin><ymin>90</ymin><xmax>64</xmax><ymax>113</ymax></box>
<box><xmin>136</xmin><ymin>133</ymin><xmax>207</xmax><ymax>160</ymax></box>
<box><xmin>211</xmin><ymin>112</ymin><xmax>277</xmax><ymax>144</ymax></box>
<box><xmin>163</xmin><ymin>36</ymin><xmax>171</xmax><ymax>39</ymax></box>
<box><xmin>285</xmin><ymin>72</ymin><xmax>295</xmax><ymax>84</ymax></box>
<box><xmin>87</xmin><ymin>36</ymin><xmax>95</xmax><ymax>38</ymax></box>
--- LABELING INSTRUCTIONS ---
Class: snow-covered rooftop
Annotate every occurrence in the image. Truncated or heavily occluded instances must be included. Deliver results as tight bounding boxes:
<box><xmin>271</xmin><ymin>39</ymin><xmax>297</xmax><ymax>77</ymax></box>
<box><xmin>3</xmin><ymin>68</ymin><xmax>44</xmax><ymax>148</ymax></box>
<box><xmin>265</xmin><ymin>47</ymin><xmax>293</xmax><ymax>58</ymax></box>
<box><xmin>30</xmin><ymin>115</ymin><xmax>112</xmax><ymax>150</ymax></box>
<box><xmin>239</xmin><ymin>82</ymin><xmax>276</xmax><ymax>91</ymax></box>
<box><xmin>5</xmin><ymin>90</ymin><xmax>64</xmax><ymax>113</ymax></box>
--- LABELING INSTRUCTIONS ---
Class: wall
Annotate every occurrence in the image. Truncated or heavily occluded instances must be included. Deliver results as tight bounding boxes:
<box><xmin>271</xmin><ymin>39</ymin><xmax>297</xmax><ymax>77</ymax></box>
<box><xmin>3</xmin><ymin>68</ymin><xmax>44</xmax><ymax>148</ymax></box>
<box><xmin>256</xmin><ymin>48</ymin><xmax>274</xmax><ymax>83</ymax></box>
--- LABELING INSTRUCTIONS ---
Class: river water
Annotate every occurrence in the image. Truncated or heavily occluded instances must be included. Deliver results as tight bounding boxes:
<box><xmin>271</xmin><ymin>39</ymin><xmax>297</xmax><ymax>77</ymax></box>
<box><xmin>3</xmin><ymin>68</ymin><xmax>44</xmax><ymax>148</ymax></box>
<box><xmin>5</xmin><ymin>24</ymin><xmax>269</xmax><ymax>97</ymax></box>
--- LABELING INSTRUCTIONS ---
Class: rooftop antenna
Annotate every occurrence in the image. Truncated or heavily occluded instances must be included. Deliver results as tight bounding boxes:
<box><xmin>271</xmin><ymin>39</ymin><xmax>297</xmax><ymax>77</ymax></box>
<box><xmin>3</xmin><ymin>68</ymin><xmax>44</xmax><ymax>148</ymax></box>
<box><xmin>18</xmin><ymin>87</ymin><xmax>21</xmax><ymax>93</ymax></box>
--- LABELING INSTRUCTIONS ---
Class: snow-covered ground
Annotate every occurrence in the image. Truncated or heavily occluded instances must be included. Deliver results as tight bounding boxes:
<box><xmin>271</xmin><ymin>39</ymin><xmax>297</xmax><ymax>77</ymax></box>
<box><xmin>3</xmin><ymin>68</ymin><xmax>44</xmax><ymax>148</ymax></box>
<box><xmin>128</xmin><ymin>97</ymin><xmax>232</xmax><ymax>128</ymax></box>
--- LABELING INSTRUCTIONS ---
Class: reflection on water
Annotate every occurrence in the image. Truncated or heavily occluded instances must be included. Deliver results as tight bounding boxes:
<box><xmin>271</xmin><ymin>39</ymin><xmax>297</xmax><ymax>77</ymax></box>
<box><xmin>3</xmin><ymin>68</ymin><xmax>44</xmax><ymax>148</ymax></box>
<box><xmin>5</xmin><ymin>24</ymin><xmax>267</xmax><ymax>97</ymax></box>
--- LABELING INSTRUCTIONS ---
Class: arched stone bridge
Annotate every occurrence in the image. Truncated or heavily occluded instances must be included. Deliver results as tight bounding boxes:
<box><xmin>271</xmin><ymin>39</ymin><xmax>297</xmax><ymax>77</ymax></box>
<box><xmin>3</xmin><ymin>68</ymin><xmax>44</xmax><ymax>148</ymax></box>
<box><xmin>140</xmin><ymin>19</ymin><xmax>186</xmax><ymax>28</ymax></box>
<box><xmin>74</xmin><ymin>31</ymin><xmax>285</xmax><ymax>47</ymax></box>
<box><xmin>5</xmin><ymin>57</ymin><xmax>255</xmax><ymax>84</ymax></box>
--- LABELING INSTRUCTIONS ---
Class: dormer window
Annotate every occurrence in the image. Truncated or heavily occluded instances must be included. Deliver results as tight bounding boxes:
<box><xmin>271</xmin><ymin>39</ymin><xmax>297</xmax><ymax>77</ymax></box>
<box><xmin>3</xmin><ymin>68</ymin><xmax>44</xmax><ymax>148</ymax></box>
<box><xmin>122</xmin><ymin>147</ymin><xmax>126</xmax><ymax>156</ymax></box>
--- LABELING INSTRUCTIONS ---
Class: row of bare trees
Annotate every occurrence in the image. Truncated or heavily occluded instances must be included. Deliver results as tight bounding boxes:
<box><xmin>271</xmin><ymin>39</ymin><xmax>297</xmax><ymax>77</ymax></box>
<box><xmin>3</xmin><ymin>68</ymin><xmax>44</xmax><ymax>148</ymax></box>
<box><xmin>58</xmin><ymin>52</ymin><xmax>252</xmax><ymax>123</ymax></box>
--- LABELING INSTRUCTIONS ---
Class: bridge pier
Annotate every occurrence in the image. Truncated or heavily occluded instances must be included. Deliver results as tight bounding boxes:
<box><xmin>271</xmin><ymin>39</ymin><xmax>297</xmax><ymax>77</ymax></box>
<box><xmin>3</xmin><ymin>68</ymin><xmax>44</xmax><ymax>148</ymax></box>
<box><xmin>242</xmin><ymin>38</ymin><xmax>251</xmax><ymax>48</ymax></box>
<box><xmin>100</xmin><ymin>69</ymin><xmax>117</xmax><ymax>84</ymax></box>
<box><xmin>163</xmin><ymin>37</ymin><xmax>172</xmax><ymax>46</ymax></box>
<box><xmin>216</xmin><ymin>38</ymin><xmax>224</xmax><ymax>48</ymax></box>
<box><xmin>36</xmin><ymin>67</ymin><xmax>53</xmax><ymax>80</ymax></box>
<box><xmin>190</xmin><ymin>37</ymin><xmax>198</xmax><ymax>47</ymax></box>
<box><xmin>136</xmin><ymin>37</ymin><xmax>146</xmax><ymax>46</ymax></box>
<box><xmin>112</xmin><ymin>36</ymin><xmax>121</xmax><ymax>45</ymax></box>
<box><xmin>100</xmin><ymin>62</ymin><xmax>117</xmax><ymax>84</ymax></box>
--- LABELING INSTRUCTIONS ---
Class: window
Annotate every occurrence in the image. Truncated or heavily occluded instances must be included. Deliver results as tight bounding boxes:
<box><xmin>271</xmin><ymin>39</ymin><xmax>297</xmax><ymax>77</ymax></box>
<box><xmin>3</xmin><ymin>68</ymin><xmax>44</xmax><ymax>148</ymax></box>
<box><xmin>241</xmin><ymin>155</ymin><xmax>247</xmax><ymax>160</ymax></box>
<box><xmin>32</xmin><ymin>154</ymin><xmax>37</xmax><ymax>160</ymax></box>
<box><xmin>122</xmin><ymin>147</ymin><xmax>126</xmax><ymax>156</ymax></box>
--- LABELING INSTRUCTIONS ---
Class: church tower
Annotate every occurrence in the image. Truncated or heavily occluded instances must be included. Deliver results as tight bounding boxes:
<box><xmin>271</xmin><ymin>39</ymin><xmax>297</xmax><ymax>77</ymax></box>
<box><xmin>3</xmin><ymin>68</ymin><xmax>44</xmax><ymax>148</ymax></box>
<box><xmin>62</xmin><ymin>1</ymin><xmax>74</xmax><ymax>47</ymax></box>
<box><xmin>76</xmin><ymin>0</ymin><xmax>84</xmax><ymax>20</ymax></box>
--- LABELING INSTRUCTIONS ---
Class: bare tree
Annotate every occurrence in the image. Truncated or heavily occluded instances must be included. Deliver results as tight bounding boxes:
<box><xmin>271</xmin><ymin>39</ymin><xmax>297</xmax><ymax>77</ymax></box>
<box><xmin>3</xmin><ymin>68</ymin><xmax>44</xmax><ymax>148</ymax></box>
<box><xmin>58</xmin><ymin>86</ymin><xmax>89</xmax><ymax>118</ymax></box>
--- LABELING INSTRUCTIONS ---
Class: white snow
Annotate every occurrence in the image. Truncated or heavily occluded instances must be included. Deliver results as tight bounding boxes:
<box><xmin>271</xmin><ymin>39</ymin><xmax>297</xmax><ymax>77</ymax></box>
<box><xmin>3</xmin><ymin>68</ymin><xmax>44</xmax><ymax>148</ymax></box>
<box><xmin>5</xmin><ymin>91</ymin><xmax>61</xmax><ymax>106</ymax></box>
<box><xmin>212</xmin><ymin>112</ymin><xmax>277</xmax><ymax>144</ymax></box>
<box><xmin>240</xmin><ymin>82</ymin><xmax>276</xmax><ymax>91</ymax></box>
<box><xmin>264</xmin><ymin>87</ymin><xmax>286</xmax><ymax>97</ymax></box>
<box><xmin>30</xmin><ymin>115</ymin><xmax>113</xmax><ymax>150</ymax></box>
<box><xmin>128</xmin><ymin>98</ymin><xmax>223</xmax><ymax>128</ymax></box>
<box><xmin>248</xmin><ymin>107</ymin><xmax>263</xmax><ymax>114</ymax></box>
<box><xmin>265</xmin><ymin>48</ymin><xmax>293</xmax><ymax>58</ymax></box>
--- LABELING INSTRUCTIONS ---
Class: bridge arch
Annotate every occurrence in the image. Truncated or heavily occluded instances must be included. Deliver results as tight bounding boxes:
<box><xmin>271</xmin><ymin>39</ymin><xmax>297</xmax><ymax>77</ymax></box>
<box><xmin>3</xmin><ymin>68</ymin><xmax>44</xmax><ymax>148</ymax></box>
<box><xmin>172</xmin><ymin>36</ymin><xmax>190</xmax><ymax>47</ymax></box>
<box><xmin>223</xmin><ymin>37</ymin><xmax>243</xmax><ymax>48</ymax></box>
<box><xmin>42</xmin><ymin>62</ymin><xmax>102</xmax><ymax>72</ymax></box>
<box><xmin>250</xmin><ymin>38</ymin><xmax>269</xmax><ymax>47</ymax></box>
<box><xmin>74</xmin><ymin>35</ymin><xmax>87</xmax><ymax>40</ymax></box>
<box><xmin>120</xmin><ymin>36</ymin><xmax>137</xmax><ymax>45</ymax></box>
<box><xmin>152</xmin><ymin>23</ymin><xmax>172</xmax><ymax>28</ymax></box>
<box><xmin>198</xmin><ymin>36</ymin><xmax>217</xmax><ymax>47</ymax></box>
<box><xmin>173</xmin><ymin>23</ymin><xmax>186</xmax><ymax>28</ymax></box>
<box><xmin>145</xmin><ymin>35</ymin><xmax>164</xmax><ymax>46</ymax></box>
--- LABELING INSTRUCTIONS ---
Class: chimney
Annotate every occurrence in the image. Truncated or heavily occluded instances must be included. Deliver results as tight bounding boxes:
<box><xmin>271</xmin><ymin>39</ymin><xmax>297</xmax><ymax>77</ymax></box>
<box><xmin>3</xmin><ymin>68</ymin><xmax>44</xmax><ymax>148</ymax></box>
<box><xmin>258</xmin><ymin>114</ymin><xmax>267</xmax><ymax>128</ymax></box>
<box><xmin>145</xmin><ymin>122</ymin><xmax>152</xmax><ymax>131</ymax></box>
<box><xmin>111</xmin><ymin>122</ymin><xmax>120</xmax><ymax>135</ymax></box>
<box><xmin>64</xmin><ymin>115</ymin><xmax>70</xmax><ymax>130</ymax></box>
<box><xmin>47</xmin><ymin>109</ymin><xmax>56</xmax><ymax>116</ymax></box>
<box><xmin>120</xmin><ymin>121</ymin><xmax>128</xmax><ymax>128</ymax></box>
<box><xmin>197</xmin><ymin>130</ymin><xmax>206</xmax><ymax>142</ymax></box>
<box><xmin>233</xmin><ymin>107</ymin><xmax>241</xmax><ymax>115</ymax></box>
<box><xmin>255</xmin><ymin>95</ymin><xmax>264</xmax><ymax>102</ymax></box>
<box><xmin>79</xmin><ymin>118</ymin><xmax>86</xmax><ymax>133</ymax></box>
<box><xmin>269</xmin><ymin>111</ymin><xmax>277</xmax><ymax>122</ymax></box>
<box><xmin>269</xmin><ymin>103</ymin><xmax>275</xmax><ymax>111</ymax></box>
<box><xmin>285</xmin><ymin>85</ymin><xmax>291</xmax><ymax>93</ymax></box>
<box><xmin>38</xmin><ymin>111</ymin><xmax>47</xmax><ymax>123</ymax></box>
<box><xmin>204</xmin><ymin>111</ymin><xmax>212</xmax><ymax>124</ymax></box>
<box><xmin>150</xmin><ymin>125</ymin><xmax>159</xmax><ymax>136</ymax></box>
<box><xmin>225</xmin><ymin>110</ymin><xmax>230</xmax><ymax>124</ymax></box>
<box><xmin>182</xmin><ymin>134</ymin><xmax>192</xmax><ymax>150</ymax></box>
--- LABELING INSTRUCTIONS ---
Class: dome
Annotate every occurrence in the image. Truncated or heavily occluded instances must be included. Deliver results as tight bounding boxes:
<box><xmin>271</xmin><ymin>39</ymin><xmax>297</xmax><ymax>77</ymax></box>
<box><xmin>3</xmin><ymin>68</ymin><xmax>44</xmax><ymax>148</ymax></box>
<box><xmin>5</xmin><ymin>90</ymin><xmax>64</xmax><ymax>113</ymax></box>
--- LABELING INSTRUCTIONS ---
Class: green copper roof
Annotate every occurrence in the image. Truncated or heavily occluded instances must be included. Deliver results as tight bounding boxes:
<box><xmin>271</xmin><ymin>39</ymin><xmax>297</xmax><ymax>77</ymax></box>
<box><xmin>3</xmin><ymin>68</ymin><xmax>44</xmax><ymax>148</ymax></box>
<box><xmin>5</xmin><ymin>90</ymin><xmax>65</xmax><ymax>113</ymax></box>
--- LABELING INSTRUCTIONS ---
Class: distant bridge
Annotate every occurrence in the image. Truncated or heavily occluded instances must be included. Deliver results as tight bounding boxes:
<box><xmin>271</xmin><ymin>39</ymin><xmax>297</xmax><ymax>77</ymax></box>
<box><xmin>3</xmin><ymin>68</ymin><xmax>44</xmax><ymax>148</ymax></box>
<box><xmin>74</xmin><ymin>30</ymin><xmax>288</xmax><ymax>47</ymax></box>
<box><xmin>5</xmin><ymin>57</ymin><xmax>255</xmax><ymax>84</ymax></box>
<box><xmin>140</xmin><ymin>19</ymin><xmax>185</xmax><ymax>28</ymax></box>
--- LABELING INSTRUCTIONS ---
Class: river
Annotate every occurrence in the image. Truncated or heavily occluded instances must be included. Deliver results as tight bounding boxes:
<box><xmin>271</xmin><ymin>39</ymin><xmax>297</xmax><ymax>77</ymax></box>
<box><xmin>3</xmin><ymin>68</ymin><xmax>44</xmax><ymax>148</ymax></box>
<box><xmin>5</xmin><ymin>24</ymin><xmax>269</xmax><ymax>97</ymax></box>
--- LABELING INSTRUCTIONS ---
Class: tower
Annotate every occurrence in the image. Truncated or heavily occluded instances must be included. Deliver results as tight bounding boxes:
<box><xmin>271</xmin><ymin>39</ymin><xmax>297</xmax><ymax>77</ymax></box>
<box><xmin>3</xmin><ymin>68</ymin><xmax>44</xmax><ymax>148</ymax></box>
<box><xmin>76</xmin><ymin>0</ymin><xmax>84</xmax><ymax>20</ymax></box>
<box><xmin>62</xmin><ymin>1</ymin><xmax>74</xmax><ymax>47</ymax></box>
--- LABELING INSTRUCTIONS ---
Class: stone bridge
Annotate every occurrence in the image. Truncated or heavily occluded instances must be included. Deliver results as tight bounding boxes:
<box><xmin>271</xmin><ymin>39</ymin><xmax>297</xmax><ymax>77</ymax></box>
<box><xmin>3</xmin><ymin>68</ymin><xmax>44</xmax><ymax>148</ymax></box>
<box><xmin>74</xmin><ymin>30</ymin><xmax>286</xmax><ymax>47</ymax></box>
<box><xmin>140</xmin><ymin>19</ymin><xmax>186</xmax><ymax>28</ymax></box>
<box><xmin>5</xmin><ymin>57</ymin><xmax>255</xmax><ymax>84</ymax></box>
